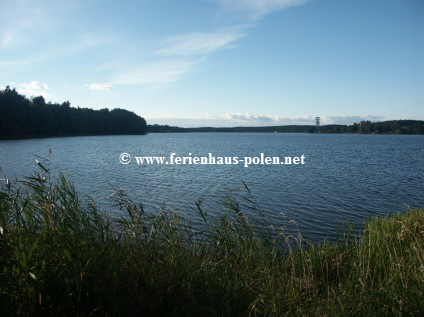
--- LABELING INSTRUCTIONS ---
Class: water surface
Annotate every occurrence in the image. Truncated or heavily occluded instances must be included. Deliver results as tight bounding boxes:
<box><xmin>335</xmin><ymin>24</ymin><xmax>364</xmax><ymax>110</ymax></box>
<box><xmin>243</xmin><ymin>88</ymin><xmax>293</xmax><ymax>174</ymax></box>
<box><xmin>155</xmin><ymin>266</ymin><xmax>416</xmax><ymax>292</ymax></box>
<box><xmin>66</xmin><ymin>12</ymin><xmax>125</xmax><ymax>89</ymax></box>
<box><xmin>1</xmin><ymin>133</ymin><xmax>423</xmax><ymax>241</ymax></box>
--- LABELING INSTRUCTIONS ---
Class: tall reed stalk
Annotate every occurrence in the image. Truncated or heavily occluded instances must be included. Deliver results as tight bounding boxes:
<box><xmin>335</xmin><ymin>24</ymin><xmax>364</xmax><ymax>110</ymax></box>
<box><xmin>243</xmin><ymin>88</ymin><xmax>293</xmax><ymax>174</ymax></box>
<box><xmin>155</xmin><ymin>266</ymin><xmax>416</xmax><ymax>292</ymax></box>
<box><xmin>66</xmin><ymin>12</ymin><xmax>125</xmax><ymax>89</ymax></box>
<box><xmin>0</xmin><ymin>161</ymin><xmax>422</xmax><ymax>316</ymax></box>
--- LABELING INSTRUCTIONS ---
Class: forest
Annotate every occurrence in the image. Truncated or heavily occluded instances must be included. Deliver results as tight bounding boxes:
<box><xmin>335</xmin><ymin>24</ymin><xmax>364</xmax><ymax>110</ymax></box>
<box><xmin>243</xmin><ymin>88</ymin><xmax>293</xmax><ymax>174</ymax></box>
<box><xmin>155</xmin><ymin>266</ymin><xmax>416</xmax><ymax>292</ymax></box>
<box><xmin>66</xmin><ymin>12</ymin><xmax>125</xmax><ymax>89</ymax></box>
<box><xmin>0</xmin><ymin>86</ymin><xmax>147</xmax><ymax>139</ymax></box>
<box><xmin>152</xmin><ymin>121</ymin><xmax>424</xmax><ymax>134</ymax></box>
<box><xmin>1</xmin><ymin>86</ymin><xmax>423</xmax><ymax>138</ymax></box>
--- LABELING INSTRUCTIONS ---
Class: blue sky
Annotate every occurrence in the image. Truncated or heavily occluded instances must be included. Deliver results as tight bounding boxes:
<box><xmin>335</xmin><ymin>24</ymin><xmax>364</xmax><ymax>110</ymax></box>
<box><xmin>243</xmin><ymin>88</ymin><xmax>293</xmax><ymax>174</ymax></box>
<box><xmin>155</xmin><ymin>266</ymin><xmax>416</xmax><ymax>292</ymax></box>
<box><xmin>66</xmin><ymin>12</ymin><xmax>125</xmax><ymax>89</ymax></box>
<box><xmin>1</xmin><ymin>0</ymin><xmax>423</xmax><ymax>127</ymax></box>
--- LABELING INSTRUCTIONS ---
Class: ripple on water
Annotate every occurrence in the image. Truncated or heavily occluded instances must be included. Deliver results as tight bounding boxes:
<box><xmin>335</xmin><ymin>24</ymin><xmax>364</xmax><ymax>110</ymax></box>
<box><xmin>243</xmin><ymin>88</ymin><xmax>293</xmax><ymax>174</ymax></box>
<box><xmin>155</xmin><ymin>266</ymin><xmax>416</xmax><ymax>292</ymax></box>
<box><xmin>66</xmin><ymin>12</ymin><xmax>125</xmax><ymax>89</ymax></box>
<box><xmin>0</xmin><ymin>133</ymin><xmax>423</xmax><ymax>242</ymax></box>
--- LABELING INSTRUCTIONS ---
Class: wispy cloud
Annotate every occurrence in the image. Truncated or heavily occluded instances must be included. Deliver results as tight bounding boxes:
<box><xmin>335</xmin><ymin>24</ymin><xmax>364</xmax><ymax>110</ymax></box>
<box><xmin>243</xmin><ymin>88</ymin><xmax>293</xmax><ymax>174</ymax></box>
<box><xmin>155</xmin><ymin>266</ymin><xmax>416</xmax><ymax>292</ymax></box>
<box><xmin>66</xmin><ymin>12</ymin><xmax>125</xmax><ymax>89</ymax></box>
<box><xmin>0</xmin><ymin>0</ymin><xmax>110</xmax><ymax>72</ymax></box>
<box><xmin>154</xmin><ymin>28</ymin><xmax>247</xmax><ymax>56</ymax></box>
<box><xmin>77</xmin><ymin>0</ymin><xmax>309</xmax><ymax>91</ymax></box>
<box><xmin>0</xmin><ymin>0</ymin><xmax>76</xmax><ymax>50</ymax></box>
<box><xmin>0</xmin><ymin>0</ymin><xmax>46</xmax><ymax>49</ymax></box>
<box><xmin>108</xmin><ymin>59</ymin><xmax>201</xmax><ymax>89</ymax></box>
<box><xmin>17</xmin><ymin>81</ymin><xmax>50</xmax><ymax>98</ymax></box>
<box><xmin>104</xmin><ymin>27</ymin><xmax>246</xmax><ymax>89</ymax></box>
<box><xmin>87</xmin><ymin>83</ymin><xmax>112</xmax><ymax>91</ymax></box>
<box><xmin>86</xmin><ymin>1</ymin><xmax>309</xmax><ymax>90</ymax></box>
<box><xmin>0</xmin><ymin>33</ymin><xmax>113</xmax><ymax>71</ymax></box>
<box><xmin>218</xmin><ymin>0</ymin><xmax>309</xmax><ymax>19</ymax></box>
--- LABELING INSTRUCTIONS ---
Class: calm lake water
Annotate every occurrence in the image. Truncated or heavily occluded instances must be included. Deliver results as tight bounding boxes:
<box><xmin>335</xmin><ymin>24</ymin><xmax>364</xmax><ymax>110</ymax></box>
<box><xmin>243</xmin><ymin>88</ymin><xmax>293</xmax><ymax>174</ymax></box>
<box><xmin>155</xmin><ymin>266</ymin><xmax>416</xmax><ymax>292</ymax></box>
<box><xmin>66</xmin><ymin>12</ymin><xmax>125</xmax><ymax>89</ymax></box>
<box><xmin>1</xmin><ymin>133</ymin><xmax>423</xmax><ymax>241</ymax></box>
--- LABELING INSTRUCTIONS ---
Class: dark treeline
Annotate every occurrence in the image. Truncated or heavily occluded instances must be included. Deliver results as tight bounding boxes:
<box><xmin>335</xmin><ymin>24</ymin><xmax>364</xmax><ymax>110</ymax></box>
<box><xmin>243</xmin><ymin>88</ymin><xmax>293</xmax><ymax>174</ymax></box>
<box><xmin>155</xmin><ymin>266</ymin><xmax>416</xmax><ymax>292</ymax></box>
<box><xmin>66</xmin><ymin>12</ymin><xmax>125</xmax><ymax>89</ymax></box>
<box><xmin>147</xmin><ymin>124</ymin><xmax>186</xmax><ymax>133</ymax></box>
<box><xmin>151</xmin><ymin>121</ymin><xmax>424</xmax><ymax>134</ymax></box>
<box><xmin>2</xmin><ymin>86</ymin><xmax>423</xmax><ymax>138</ymax></box>
<box><xmin>341</xmin><ymin>120</ymin><xmax>424</xmax><ymax>134</ymax></box>
<box><xmin>0</xmin><ymin>86</ymin><xmax>147</xmax><ymax>139</ymax></box>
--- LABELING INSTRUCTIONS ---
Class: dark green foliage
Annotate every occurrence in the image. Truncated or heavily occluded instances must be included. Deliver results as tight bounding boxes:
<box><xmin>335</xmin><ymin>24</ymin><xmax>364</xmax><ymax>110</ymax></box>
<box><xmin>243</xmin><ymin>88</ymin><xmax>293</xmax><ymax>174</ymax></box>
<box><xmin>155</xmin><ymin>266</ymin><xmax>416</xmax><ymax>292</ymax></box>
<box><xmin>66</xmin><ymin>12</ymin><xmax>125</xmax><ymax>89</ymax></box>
<box><xmin>0</xmin><ymin>86</ymin><xmax>147</xmax><ymax>139</ymax></box>
<box><xmin>147</xmin><ymin>124</ymin><xmax>186</xmax><ymax>133</ymax></box>
<box><xmin>183</xmin><ymin>121</ymin><xmax>424</xmax><ymax>134</ymax></box>
<box><xmin>0</xmin><ymin>163</ymin><xmax>423</xmax><ymax>316</ymax></box>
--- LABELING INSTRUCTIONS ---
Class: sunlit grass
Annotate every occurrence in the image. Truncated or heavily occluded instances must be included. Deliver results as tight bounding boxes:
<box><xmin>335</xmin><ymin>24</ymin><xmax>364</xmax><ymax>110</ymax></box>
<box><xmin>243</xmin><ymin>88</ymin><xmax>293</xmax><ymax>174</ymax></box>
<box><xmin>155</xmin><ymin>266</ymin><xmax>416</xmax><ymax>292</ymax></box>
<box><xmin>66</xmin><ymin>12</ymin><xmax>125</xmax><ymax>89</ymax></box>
<box><xmin>0</xmin><ymin>161</ymin><xmax>423</xmax><ymax>316</ymax></box>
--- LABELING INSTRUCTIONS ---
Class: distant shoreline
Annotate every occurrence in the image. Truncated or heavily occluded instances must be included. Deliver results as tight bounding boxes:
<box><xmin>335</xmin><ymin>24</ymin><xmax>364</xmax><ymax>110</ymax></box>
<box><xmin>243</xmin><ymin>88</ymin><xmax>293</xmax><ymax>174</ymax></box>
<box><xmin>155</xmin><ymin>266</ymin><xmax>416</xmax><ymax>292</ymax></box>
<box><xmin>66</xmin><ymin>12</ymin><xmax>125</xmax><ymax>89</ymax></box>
<box><xmin>1</xmin><ymin>121</ymin><xmax>424</xmax><ymax>141</ymax></box>
<box><xmin>2</xmin><ymin>87</ymin><xmax>423</xmax><ymax>139</ymax></box>
<box><xmin>147</xmin><ymin>120</ymin><xmax>424</xmax><ymax>134</ymax></box>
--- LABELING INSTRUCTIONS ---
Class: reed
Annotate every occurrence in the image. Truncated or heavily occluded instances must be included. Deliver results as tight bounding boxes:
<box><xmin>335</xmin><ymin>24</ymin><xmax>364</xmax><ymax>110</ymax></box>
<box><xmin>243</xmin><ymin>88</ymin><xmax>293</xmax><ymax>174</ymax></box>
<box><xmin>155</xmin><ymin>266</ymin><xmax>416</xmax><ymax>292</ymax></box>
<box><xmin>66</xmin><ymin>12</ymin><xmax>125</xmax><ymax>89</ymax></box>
<box><xmin>0</xmin><ymin>161</ymin><xmax>422</xmax><ymax>316</ymax></box>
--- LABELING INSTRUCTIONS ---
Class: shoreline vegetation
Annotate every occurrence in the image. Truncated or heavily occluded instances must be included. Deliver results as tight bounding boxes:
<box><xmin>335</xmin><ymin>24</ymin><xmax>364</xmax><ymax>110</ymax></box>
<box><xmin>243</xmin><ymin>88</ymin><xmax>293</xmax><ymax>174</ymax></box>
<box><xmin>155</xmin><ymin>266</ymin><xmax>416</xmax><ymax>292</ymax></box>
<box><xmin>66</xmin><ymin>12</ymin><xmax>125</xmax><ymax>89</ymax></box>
<box><xmin>0</xmin><ymin>162</ymin><xmax>423</xmax><ymax>316</ymax></box>
<box><xmin>0</xmin><ymin>87</ymin><xmax>147</xmax><ymax>139</ymax></box>
<box><xmin>148</xmin><ymin>120</ymin><xmax>424</xmax><ymax>134</ymax></box>
<box><xmin>1</xmin><ymin>87</ymin><xmax>424</xmax><ymax>140</ymax></box>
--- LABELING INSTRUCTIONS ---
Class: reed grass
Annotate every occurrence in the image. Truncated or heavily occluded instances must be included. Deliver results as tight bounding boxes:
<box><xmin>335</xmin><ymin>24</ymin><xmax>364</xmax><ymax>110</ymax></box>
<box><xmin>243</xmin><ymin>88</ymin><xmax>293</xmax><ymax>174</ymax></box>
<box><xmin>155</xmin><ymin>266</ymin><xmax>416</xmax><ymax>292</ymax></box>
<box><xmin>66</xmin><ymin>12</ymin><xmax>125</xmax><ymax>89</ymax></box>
<box><xmin>0</xmin><ymin>161</ymin><xmax>423</xmax><ymax>316</ymax></box>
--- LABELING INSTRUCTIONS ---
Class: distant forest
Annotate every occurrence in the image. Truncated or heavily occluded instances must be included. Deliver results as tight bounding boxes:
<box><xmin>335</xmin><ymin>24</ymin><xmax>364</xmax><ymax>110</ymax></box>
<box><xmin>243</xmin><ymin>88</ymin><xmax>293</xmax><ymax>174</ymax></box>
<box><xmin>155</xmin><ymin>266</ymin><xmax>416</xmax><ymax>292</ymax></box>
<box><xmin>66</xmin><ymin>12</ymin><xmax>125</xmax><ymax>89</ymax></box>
<box><xmin>0</xmin><ymin>86</ymin><xmax>147</xmax><ymax>139</ymax></box>
<box><xmin>149</xmin><ymin>121</ymin><xmax>424</xmax><ymax>134</ymax></box>
<box><xmin>183</xmin><ymin>120</ymin><xmax>424</xmax><ymax>134</ymax></box>
<box><xmin>1</xmin><ymin>86</ymin><xmax>423</xmax><ymax>138</ymax></box>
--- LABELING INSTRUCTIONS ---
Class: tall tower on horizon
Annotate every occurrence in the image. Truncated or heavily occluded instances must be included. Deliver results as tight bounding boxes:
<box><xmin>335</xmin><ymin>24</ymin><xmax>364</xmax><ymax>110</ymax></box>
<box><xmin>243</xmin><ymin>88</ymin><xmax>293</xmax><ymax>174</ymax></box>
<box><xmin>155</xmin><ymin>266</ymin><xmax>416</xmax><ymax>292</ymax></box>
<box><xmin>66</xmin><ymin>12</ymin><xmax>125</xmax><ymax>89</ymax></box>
<box><xmin>315</xmin><ymin>117</ymin><xmax>320</xmax><ymax>133</ymax></box>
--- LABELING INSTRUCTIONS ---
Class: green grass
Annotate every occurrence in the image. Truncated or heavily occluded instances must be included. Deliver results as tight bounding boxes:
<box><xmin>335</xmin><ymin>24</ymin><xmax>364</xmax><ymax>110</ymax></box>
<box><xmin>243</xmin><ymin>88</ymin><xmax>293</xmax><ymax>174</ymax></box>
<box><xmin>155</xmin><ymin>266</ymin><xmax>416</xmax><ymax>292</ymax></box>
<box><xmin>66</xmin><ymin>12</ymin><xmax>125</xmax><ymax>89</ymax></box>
<box><xmin>0</xmin><ymin>161</ymin><xmax>423</xmax><ymax>316</ymax></box>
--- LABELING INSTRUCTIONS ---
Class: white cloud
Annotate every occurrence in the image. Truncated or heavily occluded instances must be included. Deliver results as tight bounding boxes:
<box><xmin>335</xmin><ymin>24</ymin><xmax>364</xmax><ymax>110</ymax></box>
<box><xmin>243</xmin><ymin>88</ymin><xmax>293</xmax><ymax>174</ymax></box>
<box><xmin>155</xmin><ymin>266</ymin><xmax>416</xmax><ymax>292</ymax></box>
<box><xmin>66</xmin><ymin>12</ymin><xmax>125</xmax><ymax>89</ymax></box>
<box><xmin>17</xmin><ymin>81</ymin><xmax>50</xmax><ymax>98</ymax></box>
<box><xmin>144</xmin><ymin>113</ymin><xmax>387</xmax><ymax>128</ymax></box>
<box><xmin>223</xmin><ymin>113</ymin><xmax>384</xmax><ymax>125</ymax></box>
<box><xmin>87</xmin><ymin>83</ymin><xmax>112</xmax><ymax>91</ymax></box>
<box><xmin>320</xmin><ymin>115</ymin><xmax>384</xmax><ymax>125</ymax></box>
<box><xmin>218</xmin><ymin>0</ymin><xmax>309</xmax><ymax>19</ymax></box>
<box><xmin>224</xmin><ymin>112</ymin><xmax>315</xmax><ymax>123</ymax></box>
<box><xmin>109</xmin><ymin>59</ymin><xmax>201</xmax><ymax>89</ymax></box>
<box><xmin>154</xmin><ymin>28</ymin><xmax>247</xmax><ymax>56</ymax></box>
<box><xmin>225</xmin><ymin>112</ymin><xmax>283</xmax><ymax>122</ymax></box>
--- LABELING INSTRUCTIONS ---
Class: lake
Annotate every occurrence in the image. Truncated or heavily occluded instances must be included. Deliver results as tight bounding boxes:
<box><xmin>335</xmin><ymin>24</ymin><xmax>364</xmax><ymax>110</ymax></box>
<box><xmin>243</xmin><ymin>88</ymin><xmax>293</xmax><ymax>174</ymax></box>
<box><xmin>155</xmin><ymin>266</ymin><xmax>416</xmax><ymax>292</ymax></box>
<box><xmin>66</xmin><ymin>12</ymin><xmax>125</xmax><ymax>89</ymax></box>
<box><xmin>1</xmin><ymin>133</ymin><xmax>423</xmax><ymax>242</ymax></box>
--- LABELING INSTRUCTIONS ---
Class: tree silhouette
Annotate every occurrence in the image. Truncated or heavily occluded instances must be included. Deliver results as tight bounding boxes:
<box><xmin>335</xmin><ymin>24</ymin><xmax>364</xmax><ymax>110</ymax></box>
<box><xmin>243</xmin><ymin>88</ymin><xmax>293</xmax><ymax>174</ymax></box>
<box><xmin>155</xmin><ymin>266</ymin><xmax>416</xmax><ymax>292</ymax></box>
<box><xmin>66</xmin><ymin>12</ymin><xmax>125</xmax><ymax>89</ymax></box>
<box><xmin>0</xmin><ymin>87</ymin><xmax>147</xmax><ymax>138</ymax></box>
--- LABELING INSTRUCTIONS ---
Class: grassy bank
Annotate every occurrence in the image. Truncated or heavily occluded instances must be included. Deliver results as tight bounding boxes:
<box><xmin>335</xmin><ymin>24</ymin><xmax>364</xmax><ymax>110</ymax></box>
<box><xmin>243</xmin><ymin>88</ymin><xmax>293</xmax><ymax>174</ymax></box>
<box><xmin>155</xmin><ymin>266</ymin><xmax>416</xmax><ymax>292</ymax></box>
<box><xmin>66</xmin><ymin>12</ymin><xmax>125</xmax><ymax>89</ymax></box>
<box><xmin>0</xmin><ymin>162</ymin><xmax>423</xmax><ymax>316</ymax></box>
